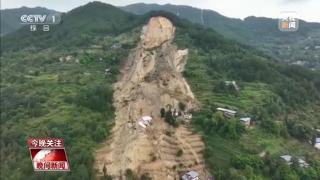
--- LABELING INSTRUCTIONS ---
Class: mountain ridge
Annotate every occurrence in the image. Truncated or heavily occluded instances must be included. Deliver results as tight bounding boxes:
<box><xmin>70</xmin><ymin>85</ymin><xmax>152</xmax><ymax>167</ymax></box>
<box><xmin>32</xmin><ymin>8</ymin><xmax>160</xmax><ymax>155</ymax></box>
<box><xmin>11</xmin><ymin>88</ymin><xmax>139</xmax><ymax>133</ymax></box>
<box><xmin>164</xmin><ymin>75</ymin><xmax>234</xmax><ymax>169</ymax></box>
<box><xmin>2</xmin><ymin>2</ymin><xmax>319</xmax><ymax>70</ymax></box>
<box><xmin>122</xmin><ymin>3</ymin><xmax>320</xmax><ymax>70</ymax></box>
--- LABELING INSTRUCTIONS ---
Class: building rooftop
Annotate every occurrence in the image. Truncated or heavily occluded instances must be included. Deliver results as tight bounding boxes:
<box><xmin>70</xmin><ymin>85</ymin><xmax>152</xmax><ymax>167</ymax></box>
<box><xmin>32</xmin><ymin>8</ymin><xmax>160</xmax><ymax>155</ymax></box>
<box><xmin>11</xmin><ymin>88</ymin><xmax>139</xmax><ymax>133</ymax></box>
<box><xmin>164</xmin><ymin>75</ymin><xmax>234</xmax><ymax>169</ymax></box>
<box><xmin>280</xmin><ymin>155</ymin><xmax>292</xmax><ymax>162</ymax></box>
<box><xmin>280</xmin><ymin>155</ymin><xmax>309</xmax><ymax>167</ymax></box>
<box><xmin>141</xmin><ymin>116</ymin><xmax>152</xmax><ymax>121</ymax></box>
<box><xmin>216</xmin><ymin>107</ymin><xmax>237</xmax><ymax>114</ymax></box>
<box><xmin>240</xmin><ymin>117</ymin><xmax>251</xmax><ymax>122</ymax></box>
<box><xmin>181</xmin><ymin>171</ymin><xmax>199</xmax><ymax>180</ymax></box>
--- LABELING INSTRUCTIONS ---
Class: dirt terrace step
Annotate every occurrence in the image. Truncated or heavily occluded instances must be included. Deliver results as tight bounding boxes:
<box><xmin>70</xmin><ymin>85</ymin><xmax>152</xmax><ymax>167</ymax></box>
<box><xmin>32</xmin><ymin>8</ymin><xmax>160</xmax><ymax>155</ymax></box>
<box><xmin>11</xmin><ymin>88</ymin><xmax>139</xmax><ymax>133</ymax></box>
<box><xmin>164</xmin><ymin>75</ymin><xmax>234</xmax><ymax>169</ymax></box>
<box><xmin>159</xmin><ymin>142</ymin><xmax>179</xmax><ymax>149</ymax></box>
<box><xmin>177</xmin><ymin>164</ymin><xmax>206</xmax><ymax>172</ymax></box>
<box><xmin>183</xmin><ymin>136</ymin><xmax>202</xmax><ymax>141</ymax></box>
<box><xmin>160</xmin><ymin>149</ymin><xmax>180</xmax><ymax>155</ymax></box>
<box><xmin>188</xmin><ymin>144</ymin><xmax>204</xmax><ymax>150</ymax></box>
<box><xmin>162</xmin><ymin>136</ymin><xmax>179</xmax><ymax>145</ymax></box>
<box><xmin>179</xmin><ymin>131</ymin><xmax>194</xmax><ymax>136</ymax></box>
<box><xmin>160</xmin><ymin>154</ymin><xmax>178</xmax><ymax>161</ymax></box>
<box><xmin>174</xmin><ymin>159</ymin><xmax>202</xmax><ymax>166</ymax></box>
<box><xmin>187</xmin><ymin>140</ymin><xmax>204</xmax><ymax>146</ymax></box>
<box><xmin>96</xmin><ymin>148</ymin><xmax>113</xmax><ymax>154</ymax></box>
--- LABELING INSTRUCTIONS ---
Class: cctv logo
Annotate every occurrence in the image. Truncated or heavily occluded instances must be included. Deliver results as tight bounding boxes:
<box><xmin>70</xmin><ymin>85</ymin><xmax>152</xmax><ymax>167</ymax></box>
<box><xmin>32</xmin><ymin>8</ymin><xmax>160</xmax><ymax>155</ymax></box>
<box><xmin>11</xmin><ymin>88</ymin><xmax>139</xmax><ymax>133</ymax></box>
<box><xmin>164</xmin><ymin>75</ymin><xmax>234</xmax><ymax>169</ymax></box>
<box><xmin>20</xmin><ymin>15</ymin><xmax>47</xmax><ymax>24</ymax></box>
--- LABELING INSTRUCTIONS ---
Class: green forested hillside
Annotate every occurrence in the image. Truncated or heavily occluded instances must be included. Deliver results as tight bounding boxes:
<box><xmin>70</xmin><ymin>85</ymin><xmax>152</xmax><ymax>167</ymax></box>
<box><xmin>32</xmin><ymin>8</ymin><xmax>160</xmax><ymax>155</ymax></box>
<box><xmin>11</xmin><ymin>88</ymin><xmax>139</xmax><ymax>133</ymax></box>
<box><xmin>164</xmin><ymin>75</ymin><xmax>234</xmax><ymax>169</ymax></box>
<box><xmin>122</xmin><ymin>3</ymin><xmax>320</xmax><ymax>70</ymax></box>
<box><xmin>173</xmin><ymin>17</ymin><xmax>320</xmax><ymax>179</ymax></box>
<box><xmin>0</xmin><ymin>2</ymin><xmax>140</xmax><ymax>179</ymax></box>
<box><xmin>1</xmin><ymin>2</ymin><xmax>320</xmax><ymax>180</ymax></box>
<box><xmin>1</xmin><ymin>2</ymin><xmax>141</xmax><ymax>52</ymax></box>
<box><xmin>0</xmin><ymin>7</ymin><xmax>59</xmax><ymax>36</ymax></box>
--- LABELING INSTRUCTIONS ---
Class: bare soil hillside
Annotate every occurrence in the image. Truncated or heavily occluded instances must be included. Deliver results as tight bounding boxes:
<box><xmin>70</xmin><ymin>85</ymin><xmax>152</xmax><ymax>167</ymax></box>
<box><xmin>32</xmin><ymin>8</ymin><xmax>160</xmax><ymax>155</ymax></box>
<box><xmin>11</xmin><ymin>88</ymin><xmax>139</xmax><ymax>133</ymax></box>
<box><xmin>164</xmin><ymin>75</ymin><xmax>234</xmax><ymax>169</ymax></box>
<box><xmin>95</xmin><ymin>16</ymin><xmax>210</xmax><ymax>180</ymax></box>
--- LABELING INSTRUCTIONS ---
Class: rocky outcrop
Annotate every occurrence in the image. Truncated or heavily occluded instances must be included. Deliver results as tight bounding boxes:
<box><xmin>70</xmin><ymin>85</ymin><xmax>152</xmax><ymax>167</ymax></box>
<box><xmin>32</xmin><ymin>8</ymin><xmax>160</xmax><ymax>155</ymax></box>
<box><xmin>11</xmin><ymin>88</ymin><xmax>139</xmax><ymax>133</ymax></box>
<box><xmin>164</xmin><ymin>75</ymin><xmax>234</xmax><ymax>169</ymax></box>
<box><xmin>141</xmin><ymin>17</ymin><xmax>175</xmax><ymax>49</ymax></box>
<box><xmin>174</xmin><ymin>49</ymin><xmax>188</xmax><ymax>72</ymax></box>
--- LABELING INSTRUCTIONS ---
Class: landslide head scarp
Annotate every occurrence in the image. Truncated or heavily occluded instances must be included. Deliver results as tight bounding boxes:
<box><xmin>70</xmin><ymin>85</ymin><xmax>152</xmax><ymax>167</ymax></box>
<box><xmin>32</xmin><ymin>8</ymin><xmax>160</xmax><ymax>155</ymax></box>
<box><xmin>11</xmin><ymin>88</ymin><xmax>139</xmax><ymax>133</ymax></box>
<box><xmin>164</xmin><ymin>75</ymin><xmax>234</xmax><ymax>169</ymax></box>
<box><xmin>141</xmin><ymin>16</ymin><xmax>175</xmax><ymax>49</ymax></box>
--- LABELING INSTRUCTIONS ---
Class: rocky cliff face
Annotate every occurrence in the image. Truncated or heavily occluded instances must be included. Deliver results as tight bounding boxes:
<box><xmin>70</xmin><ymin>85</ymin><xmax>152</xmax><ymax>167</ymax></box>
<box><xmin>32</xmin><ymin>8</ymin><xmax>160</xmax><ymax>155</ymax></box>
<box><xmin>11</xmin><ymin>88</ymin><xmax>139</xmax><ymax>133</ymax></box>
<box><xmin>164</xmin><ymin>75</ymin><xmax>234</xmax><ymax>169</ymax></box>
<box><xmin>141</xmin><ymin>17</ymin><xmax>175</xmax><ymax>49</ymax></box>
<box><xmin>95</xmin><ymin>16</ymin><xmax>209</xmax><ymax>180</ymax></box>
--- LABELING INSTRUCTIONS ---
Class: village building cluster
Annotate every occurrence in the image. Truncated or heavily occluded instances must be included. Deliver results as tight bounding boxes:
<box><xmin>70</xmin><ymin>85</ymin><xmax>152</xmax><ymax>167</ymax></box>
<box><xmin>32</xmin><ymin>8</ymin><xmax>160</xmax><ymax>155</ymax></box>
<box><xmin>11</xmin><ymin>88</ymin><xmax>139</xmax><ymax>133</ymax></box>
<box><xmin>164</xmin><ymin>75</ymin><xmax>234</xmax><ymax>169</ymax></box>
<box><xmin>216</xmin><ymin>107</ymin><xmax>252</xmax><ymax>128</ymax></box>
<box><xmin>133</xmin><ymin>78</ymin><xmax>317</xmax><ymax>178</ymax></box>
<box><xmin>280</xmin><ymin>155</ymin><xmax>310</xmax><ymax>168</ymax></box>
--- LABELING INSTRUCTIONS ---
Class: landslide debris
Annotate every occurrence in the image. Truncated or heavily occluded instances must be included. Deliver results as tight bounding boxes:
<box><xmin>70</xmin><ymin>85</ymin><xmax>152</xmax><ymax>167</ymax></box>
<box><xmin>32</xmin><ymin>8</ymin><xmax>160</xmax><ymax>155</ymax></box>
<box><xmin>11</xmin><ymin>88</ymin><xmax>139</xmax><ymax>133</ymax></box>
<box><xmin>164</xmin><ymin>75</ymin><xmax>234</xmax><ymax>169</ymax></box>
<box><xmin>95</xmin><ymin>16</ymin><xmax>210</xmax><ymax>180</ymax></box>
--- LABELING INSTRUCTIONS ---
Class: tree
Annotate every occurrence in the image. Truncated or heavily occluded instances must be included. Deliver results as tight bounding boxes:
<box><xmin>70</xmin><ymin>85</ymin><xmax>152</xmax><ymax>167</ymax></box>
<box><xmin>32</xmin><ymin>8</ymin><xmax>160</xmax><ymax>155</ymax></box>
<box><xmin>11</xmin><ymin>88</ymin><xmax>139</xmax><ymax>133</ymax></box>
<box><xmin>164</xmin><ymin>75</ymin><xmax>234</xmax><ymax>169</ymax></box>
<box><xmin>286</xmin><ymin>121</ymin><xmax>313</xmax><ymax>141</ymax></box>
<box><xmin>103</xmin><ymin>163</ymin><xmax>107</xmax><ymax>177</ymax></box>
<box><xmin>94</xmin><ymin>126</ymin><xmax>107</xmax><ymax>142</ymax></box>
<box><xmin>226</xmin><ymin>119</ymin><xmax>238</xmax><ymax>139</ymax></box>
<box><xmin>140</xmin><ymin>173</ymin><xmax>152</xmax><ymax>180</ymax></box>
<box><xmin>74</xmin><ymin>164</ymin><xmax>90</xmax><ymax>180</ymax></box>
<box><xmin>178</xmin><ymin>102</ymin><xmax>186</xmax><ymax>111</ymax></box>
<box><xmin>176</xmin><ymin>149</ymin><xmax>183</xmax><ymax>157</ymax></box>
<box><xmin>165</xmin><ymin>109</ymin><xmax>174</xmax><ymax>125</ymax></box>
<box><xmin>261</xmin><ymin>119</ymin><xmax>280</xmax><ymax>135</ymax></box>
<box><xmin>243</xmin><ymin>165</ymin><xmax>255</xmax><ymax>178</ymax></box>
<box><xmin>291</xmin><ymin>157</ymin><xmax>300</xmax><ymax>171</ymax></box>
<box><xmin>125</xmin><ymin>169</ymin><xmax>137</xmax><ymax>180</ymax></box>
<box><xmin>300</xmin><ymin>167</ymin><xmax>318</xmax><ymax>180</ymax></box>
<box><xmin>160</xmin><ymin>108</ymin><xmax>166</xmax><ymax>118</ymax></box>
<box><xmin>228</xmin><ymin>168</ymin><xmax>246</xmax><ymax>180</ymax></box>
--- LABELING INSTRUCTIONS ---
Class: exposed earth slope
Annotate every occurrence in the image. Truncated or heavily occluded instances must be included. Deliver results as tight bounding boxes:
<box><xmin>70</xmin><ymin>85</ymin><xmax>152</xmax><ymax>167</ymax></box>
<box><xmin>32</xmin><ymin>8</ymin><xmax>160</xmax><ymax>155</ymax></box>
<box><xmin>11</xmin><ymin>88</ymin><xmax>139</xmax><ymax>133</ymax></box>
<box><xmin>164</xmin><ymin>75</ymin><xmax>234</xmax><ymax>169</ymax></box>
<box><xmin>95</xmin><ymin>16</ymin><xmax>209</xmax><ymax>179</ymax></box>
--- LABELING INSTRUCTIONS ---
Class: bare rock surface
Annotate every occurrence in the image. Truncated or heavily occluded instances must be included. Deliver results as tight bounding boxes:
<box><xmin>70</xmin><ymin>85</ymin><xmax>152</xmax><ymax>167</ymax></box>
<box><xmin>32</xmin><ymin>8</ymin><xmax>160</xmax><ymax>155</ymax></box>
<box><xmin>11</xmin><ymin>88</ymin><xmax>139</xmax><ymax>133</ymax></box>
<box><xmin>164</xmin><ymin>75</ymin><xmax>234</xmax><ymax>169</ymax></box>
<box><xmin>141</xmin><ymin>16</ymin><xmax>175</xmax><ymax>49</ymax></box>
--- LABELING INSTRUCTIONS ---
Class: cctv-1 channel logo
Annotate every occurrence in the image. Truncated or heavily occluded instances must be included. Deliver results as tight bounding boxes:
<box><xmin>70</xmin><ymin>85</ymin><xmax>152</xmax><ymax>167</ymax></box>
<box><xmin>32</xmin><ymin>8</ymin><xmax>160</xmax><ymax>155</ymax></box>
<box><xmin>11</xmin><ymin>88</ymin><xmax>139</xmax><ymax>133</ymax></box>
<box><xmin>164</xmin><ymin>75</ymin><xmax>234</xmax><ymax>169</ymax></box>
<box><xmin>20</xmin><ymin>13</ymin><xmax>61</xmax><ymax>32</ymax></box>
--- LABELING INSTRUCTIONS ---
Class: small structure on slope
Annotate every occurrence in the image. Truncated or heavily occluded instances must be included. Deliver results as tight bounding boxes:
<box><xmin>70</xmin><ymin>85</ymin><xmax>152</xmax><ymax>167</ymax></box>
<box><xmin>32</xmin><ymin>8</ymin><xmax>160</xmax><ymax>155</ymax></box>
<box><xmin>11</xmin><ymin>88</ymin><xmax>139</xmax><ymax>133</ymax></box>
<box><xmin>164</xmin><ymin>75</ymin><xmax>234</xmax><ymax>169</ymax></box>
<box><xmin>138</xmin><ymin>116</ymin><xmax>153</xmax><ymax>129</ymax></box>
<box><xmin>111</xmin><ymin>43</ymin><xmax>122</xmax><ymax>49</ymax></box>
<box><xmin>184</xmin><ymin>114</ymin><xmax>192</xmax><ymax>120</ymax></box>
<box><xmin>280</xmin><ymin>155</ymin><xmax>309</xmax><ymax>168</ymax></box>
<box><xmin>315</xmin><ymin>138</ymin><xmax>320</xmax><ymax>150</ymax></box>
<box><xmin>225</xmin><ymin>80</ymin><xmax>240</xmax><ymax>92</ymax></box>
<box><xmin>216</xmin><ymin>107</ymin><xmax>237</xmax><ymax>118</ymax></box>
<box><xmin>240</xmin><ymin>117</ymin><xmax>251</xmax><ymax>127</ymax></box>
<box><xmin>280</xmin><ymin>155</ymin><xmax>293</xmax><ymax>165</ymax></box>
<box><xmin>105</xmin><ymin>68</ymin><xmax>111</xmax><ymax>75</ymax></box>
<box><xmin>181</xmin><ymin>171</ymin><xmax>199</xmax><ymax>180</ymax></box>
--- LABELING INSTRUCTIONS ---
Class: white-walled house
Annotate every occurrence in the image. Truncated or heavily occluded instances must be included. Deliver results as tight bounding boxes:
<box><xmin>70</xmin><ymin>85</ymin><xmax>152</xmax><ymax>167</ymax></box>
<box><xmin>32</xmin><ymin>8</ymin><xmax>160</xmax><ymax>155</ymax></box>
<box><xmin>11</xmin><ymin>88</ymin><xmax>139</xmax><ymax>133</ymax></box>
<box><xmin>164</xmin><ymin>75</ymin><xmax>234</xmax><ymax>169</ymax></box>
<box><xmin>225</xmin><ymin>80</ymin><xmax>240</xmax><ymax>91</ymax></box>
<box><xmin>240</xmin><ymin>117</ymin><xmax>251</xmax><ymax>127</ymax></box>
<box><xmin>216</xmin><ymin>107</ymin><xmax>237</xmax><ymax>118</ymax></box>
<box><xmin>315</xmin><ymin>138</ymin><xmax>320</xmax><ymax>150</ymax></box>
